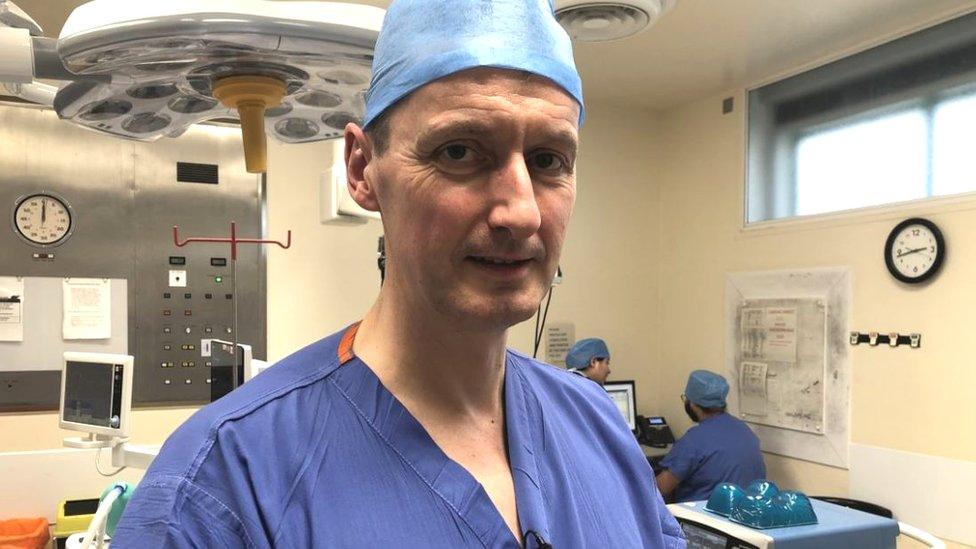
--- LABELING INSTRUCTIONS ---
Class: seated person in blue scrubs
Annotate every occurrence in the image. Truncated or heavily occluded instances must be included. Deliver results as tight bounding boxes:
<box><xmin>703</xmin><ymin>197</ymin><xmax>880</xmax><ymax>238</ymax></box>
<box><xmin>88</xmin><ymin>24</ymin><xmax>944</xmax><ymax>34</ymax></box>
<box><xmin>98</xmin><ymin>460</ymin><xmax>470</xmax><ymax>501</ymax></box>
<box><xmin>565</xmin><ymin>337</ymin><xmax>612</xmax><ymax>384</ymax></box>
<box><xmin>655</xmin><ymin>370</ymin><xmax>766</xmax><ymax>503</ymax></box>
<box><xmin>112</xmin><ymin>1</ymin><xmax>684</xmax><ymax>547</ymax></box>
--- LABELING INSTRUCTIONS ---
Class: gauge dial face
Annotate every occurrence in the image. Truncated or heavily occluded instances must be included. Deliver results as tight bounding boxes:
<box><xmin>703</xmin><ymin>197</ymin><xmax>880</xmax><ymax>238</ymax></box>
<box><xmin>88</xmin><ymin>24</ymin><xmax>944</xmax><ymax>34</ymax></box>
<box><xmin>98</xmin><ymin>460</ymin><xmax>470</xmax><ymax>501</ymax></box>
<box><xmin>13</xmin><ymin>193</ymin><xmax>73</xmax><ymax>246</ymax></box>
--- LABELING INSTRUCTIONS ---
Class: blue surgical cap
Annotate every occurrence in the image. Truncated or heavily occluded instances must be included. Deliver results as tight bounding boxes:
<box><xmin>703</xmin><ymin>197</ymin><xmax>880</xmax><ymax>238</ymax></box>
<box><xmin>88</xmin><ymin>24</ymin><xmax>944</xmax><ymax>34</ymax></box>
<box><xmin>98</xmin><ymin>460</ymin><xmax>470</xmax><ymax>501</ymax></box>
<box><xmin>685</xmin><ymin>370</ymin><xmax>729</xmax><ymax>409</ymax></box>
<box><xmin>565</xmin><ymin>338</ymin><xmax>610</xmax><ymax>370</ymax></box>
<box><xmin>363</xmin><ymin>0</ymin><xmax>585</xmax><ymax>128</ymax></box>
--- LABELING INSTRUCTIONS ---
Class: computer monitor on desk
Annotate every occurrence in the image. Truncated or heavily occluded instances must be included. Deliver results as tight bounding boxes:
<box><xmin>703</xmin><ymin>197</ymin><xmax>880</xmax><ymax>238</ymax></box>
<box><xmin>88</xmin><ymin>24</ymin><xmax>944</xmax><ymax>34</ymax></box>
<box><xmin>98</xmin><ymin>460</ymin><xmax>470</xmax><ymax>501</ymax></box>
<box><xmin>604</xmin><ymin>380</ymin><xmax>637</xmax><ymax>432</ymax></box>
<box><xmin>602</xmin><ymin>380</ymin><xmax>676</xmax><ymax>450</ymax></box>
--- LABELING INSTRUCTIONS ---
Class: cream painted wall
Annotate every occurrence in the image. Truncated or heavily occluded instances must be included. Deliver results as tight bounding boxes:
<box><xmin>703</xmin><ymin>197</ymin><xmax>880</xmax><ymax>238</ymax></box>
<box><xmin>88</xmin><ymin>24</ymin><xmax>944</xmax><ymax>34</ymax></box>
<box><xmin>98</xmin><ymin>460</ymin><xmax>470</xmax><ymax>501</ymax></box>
<box><xmin>265</xmin><ymin>139</ymin><xmax>384</xmax><ymax>360</ymax></box>
<box><xmin>654</xmin><ymin>90</ymin><xmax>976</xmax><ymax>547</ymax></box>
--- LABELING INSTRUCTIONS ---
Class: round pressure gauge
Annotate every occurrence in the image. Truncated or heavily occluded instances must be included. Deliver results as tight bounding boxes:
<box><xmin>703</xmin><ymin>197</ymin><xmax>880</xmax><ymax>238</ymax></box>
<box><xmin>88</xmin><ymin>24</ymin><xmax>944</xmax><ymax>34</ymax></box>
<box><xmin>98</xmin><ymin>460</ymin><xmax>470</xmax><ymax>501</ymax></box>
<box><xmin>12</xmin><ymin>192</ymin><xmax>73</xmax><ymax>247</ymax></box>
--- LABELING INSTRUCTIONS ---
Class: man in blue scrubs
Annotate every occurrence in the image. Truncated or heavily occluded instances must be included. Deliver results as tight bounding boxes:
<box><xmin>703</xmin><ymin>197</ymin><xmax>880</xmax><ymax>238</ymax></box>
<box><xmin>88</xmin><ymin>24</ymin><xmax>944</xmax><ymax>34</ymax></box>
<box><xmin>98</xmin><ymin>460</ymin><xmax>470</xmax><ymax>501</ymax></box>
<box><xmin>113</xmin><ymin>1</ymin><xmax>684</xmax><ymax>547</ymax></box>
<box><xmin>565</xmin><ymin>337</ymin><xmax>612</xmax><ymax>384</ymax></box>
<box><xmin>656</xmin><ymin>370</ymin><xmax>766</xmax><ymax>503</ymax></box>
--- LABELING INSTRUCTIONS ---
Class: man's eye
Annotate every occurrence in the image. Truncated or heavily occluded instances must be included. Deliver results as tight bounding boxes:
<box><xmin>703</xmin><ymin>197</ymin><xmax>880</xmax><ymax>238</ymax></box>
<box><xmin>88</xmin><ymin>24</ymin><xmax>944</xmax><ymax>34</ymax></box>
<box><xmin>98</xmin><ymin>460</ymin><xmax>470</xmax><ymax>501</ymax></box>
<box><xmin>529</xmin><ymin>152</ymin><xmax>565</xmax><ymax>171</ymax></box>
<box><xmin>439</xmin><ymin>144</ymin><xmax>477</xmax><ymax>162</ymax></box>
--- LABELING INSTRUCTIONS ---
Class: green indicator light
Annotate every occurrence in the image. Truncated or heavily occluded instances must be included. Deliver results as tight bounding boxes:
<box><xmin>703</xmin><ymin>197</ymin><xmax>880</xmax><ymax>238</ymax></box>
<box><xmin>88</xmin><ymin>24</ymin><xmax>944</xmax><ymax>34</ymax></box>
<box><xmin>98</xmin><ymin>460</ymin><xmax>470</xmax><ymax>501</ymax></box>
<box><xmin>215</xmin><ymin>276</ymin><xmax>222</xmax><ymax>283</ymax></box>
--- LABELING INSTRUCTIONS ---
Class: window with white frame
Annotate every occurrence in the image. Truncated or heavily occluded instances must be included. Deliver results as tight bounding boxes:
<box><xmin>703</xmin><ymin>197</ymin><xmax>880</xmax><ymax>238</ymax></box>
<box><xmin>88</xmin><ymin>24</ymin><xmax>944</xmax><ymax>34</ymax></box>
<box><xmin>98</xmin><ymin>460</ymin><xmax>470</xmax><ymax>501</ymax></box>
<box><xmin>747</xmin><ymin>11</ymin><xmax>976</xmax><ymax>224</ymax></box>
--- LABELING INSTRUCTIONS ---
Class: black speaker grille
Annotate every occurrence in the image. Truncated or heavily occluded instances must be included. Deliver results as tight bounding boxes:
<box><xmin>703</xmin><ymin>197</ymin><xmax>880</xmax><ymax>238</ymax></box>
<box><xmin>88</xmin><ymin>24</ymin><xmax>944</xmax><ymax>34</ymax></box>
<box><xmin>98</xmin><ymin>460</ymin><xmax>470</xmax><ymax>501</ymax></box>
<box><xmin>177</xmin><ymin>162</ymin><xmax>219</xmax><ymax>184</ymax></box>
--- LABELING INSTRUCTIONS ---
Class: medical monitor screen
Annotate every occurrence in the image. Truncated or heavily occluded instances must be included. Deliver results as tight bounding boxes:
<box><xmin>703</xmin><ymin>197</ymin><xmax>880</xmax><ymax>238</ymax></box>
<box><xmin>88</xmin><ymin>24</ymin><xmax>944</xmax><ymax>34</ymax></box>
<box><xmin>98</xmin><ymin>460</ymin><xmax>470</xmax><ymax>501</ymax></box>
<box><xmin>680</xmin><ymin>521</ymin><xmax>759</xmax><ymax>549</ymax></box>
<box><xmin>210</xmin><ymin>342</ymin><xmax>245</xmax><ymax>403</ymax></box>
<box><xmin>680</xmin><ymin>523</ymin><xmax>728</xmax><ymax>548</ymax></box>
<box><xmin>603</xmin><ymin>380</ymin><xmax>636</xmax><ymax>431</ymax></box>
<box><xmin>62</xmin><ymin>361</ymin><xmax>122</xmax><ymax>428</ymax></box>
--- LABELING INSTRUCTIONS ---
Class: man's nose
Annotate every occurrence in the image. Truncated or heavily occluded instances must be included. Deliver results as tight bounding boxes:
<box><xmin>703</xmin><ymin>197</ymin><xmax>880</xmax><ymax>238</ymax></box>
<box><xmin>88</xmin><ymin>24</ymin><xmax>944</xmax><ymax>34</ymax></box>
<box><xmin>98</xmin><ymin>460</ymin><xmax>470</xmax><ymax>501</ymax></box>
<box><xmin>486</xmin><ymin>155</ymin><xmax>542</xmax><ymax>240</ymax></box>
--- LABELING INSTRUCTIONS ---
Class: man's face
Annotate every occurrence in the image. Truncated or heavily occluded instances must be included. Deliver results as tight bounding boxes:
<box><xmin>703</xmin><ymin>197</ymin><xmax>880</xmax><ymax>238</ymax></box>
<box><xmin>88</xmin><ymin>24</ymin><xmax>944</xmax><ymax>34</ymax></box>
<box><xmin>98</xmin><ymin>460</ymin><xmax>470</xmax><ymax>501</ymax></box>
<box><xmin>682</xmin><ymin>395</ymin><xmax>700</xmax><ymax>423</ymax></box>
<box><xmin>587</xmin><ymin>358</ymin><xmax>610</xmax><ymax>385</ymax></box>
<box><xmin>364</xmin><ymin>69</ymin><xmax>580</xmax><ymax>329</ymax></box>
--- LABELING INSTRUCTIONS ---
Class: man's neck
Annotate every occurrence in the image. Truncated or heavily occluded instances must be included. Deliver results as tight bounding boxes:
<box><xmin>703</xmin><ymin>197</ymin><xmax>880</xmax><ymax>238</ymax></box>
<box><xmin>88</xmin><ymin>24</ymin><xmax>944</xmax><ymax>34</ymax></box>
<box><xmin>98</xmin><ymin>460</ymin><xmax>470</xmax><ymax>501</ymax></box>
<box><xmin>351</xmin><ymin>283</ymin><xmax>524</xmax><ymax>542</ymax></box>
<box><xmin>353</xmin><ymin>285</ymin><xmax>509</xmax><ymax>420</ymax></box>
<box><xmin>699</xmin><ymin>410</ymin><xmax>724</xmax><ymax>422</ymax></box>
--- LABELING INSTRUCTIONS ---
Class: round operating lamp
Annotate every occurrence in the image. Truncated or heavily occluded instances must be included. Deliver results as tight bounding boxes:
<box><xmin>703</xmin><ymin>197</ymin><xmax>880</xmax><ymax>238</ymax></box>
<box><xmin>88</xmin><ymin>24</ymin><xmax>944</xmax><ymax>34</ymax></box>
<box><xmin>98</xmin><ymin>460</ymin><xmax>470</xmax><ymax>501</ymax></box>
<box><xmin>52</xmin><ymin>0</ymin><xmax>384</xmax><ymax>173</ymax></box>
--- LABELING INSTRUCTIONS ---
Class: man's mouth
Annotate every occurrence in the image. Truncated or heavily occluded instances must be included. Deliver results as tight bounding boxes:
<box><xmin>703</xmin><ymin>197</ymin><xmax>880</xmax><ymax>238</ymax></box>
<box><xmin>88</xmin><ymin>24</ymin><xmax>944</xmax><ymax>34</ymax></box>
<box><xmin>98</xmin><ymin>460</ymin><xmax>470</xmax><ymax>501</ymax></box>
<box><xmin>466</xmin><ymin>256</ymin><xmax>535</xmax><ymax>277</ymax></box>
<box><xmin>468</xmin><ymin>256</ymin><xmax>531</xmax><ymax>266</ymax></box>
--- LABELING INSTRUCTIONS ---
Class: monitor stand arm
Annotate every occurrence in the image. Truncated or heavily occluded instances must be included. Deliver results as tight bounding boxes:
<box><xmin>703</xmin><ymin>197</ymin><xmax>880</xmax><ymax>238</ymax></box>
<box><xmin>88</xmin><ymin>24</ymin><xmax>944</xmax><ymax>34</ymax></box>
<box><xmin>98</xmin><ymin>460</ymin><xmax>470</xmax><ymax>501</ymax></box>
<box><xmin>111</xmin><ymin>442</ymin><xmax>159</xmax><ymax>470</ymax></box>
<box><xmin>63</xmin><ymin>434</ymin><xmax>159</xmax><ymax>469</ymax></box>
<box><xmin>63</xmin><ymin>433</ymin><xmax>120</xmax><ymax>449</ymax></box>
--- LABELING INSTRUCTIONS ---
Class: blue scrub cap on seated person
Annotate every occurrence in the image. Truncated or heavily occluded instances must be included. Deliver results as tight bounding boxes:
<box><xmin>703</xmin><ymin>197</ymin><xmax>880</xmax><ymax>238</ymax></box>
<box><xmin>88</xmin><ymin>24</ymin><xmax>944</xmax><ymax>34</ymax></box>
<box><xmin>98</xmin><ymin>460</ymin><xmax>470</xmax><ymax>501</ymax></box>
<box><xmin>565</xmin><ymin>338</ymin><xmax>610</xmax><ymax>370</ymax></box>
<box><xmin>685</xmin><ymin>370</ymin><xmax>729</xmax><ymax>409</ymax></box>
<box><xmin>363</xmin><ymin>0</ymin><xmax>585</xmax><ymax>128</ymax></box>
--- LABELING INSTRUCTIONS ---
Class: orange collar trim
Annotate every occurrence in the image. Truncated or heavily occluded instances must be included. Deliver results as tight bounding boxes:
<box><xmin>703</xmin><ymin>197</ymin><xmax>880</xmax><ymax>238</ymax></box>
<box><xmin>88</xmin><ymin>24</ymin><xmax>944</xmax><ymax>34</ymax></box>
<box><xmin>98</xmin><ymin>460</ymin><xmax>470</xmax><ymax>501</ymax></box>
<box><xmin>337</xmin><ymin>322</ymin><xmax>361</xmax><ymax>365</ymax></box>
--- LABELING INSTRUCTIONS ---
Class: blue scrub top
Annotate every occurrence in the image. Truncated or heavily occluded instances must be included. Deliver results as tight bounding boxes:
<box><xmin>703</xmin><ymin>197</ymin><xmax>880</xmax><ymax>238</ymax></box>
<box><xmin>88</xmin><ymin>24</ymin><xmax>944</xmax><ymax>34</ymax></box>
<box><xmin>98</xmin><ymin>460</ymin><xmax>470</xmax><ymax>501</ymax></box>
<box><xmin>112</xmin><ymin>325</ymin><xmax>685</xmax><ymax>548</ymax></box>
<box><xmin>659</xmin><ymin>413</ymin><xmax>766</xmax><ymax>503</ymax></box>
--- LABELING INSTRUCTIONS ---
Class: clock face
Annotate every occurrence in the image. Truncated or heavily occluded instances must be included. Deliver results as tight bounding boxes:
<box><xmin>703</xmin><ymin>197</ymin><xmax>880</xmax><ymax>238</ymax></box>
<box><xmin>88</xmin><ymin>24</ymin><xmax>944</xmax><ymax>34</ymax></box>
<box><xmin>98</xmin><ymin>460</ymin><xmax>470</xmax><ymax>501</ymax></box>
<box><xmin>884</xmin><ymin>218</ymin><xmax>945</xmax><ymax>284</ymax></box>
<box><xmin>13</xmin><ymin>193</ymin><xmax>73</xmax><ymax>246</ymax></box>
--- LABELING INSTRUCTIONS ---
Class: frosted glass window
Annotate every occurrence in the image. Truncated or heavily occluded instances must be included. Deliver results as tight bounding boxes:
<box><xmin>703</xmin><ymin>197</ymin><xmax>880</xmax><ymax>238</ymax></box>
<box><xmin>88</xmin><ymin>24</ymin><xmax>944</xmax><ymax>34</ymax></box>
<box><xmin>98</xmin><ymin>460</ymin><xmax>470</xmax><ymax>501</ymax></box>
<box><xmin>933</xmin><ymin>92</ymin><xmax>976</xmax><ymax>196</ymax></box>
<box><xmin>795</xmin><ymin>111</ymin><xmax>928</xmax><ymax>216</ymax></box>
<box><xmin>746</xmin><ymin>10</ymin><xmax>976</xmax><ymax>223</ymax></box>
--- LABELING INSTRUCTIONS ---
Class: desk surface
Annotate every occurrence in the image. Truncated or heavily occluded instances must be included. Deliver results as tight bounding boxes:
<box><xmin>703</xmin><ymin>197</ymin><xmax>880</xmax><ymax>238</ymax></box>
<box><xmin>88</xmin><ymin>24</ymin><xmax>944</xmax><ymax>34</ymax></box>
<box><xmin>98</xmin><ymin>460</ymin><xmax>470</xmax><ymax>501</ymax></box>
<box><xmin>642</xmin><ymin>444</ymin><xmax>670</xmax><ymax>458</ymax></box>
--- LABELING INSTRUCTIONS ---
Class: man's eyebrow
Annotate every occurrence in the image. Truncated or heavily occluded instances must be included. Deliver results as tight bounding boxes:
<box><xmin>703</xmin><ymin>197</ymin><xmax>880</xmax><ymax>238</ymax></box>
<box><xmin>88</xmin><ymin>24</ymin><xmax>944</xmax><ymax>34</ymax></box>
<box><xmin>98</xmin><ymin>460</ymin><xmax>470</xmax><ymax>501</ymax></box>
<box><xmin>537</xmin><ymin>128</ymin><xmax>579</xmax><ymax>156</ymax></box>
<box><xmin>416</xmin><ymin>119</ymin><xmax>498</xmax><ymax>146</ymax></box>
<box><xmin>415</xmin><ymin>118</ymin><xmax>579</xmax><ymax>156</ymax></box>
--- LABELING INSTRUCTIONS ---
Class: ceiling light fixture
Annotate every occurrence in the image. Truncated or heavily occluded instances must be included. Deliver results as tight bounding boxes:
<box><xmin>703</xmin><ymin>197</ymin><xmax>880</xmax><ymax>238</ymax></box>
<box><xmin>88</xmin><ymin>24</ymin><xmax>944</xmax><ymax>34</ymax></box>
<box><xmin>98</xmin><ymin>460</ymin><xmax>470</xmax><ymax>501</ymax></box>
<box><xmin>554</xmin><ymin>0</ymin><xmax>677</xmax><ymax>42</ymax></box>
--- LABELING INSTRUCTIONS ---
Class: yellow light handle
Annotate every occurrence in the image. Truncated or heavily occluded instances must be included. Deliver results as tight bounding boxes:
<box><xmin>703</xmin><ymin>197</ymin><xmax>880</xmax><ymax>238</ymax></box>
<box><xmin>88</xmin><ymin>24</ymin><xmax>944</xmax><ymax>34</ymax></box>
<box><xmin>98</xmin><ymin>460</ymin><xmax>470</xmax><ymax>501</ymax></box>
<box><xmin>212</xmin><ymin>75</ymin><xmax>288</xmax><ymax>174</ymax></box>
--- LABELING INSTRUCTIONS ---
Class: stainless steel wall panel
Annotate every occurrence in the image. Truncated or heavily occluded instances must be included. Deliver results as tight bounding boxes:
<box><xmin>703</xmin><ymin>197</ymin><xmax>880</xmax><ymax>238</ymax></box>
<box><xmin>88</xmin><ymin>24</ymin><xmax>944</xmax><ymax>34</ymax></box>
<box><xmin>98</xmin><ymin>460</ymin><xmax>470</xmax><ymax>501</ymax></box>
<box><xmin>0</xmin><ymin>103</ymin><xmax>266</xmax><ymax>409</ymax></box>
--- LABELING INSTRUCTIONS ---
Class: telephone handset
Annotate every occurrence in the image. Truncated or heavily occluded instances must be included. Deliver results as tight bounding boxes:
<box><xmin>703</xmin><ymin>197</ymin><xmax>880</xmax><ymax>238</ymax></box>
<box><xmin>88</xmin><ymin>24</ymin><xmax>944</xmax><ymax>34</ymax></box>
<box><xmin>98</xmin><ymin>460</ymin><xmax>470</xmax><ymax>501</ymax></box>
<box><xmin>636</xmin><ymin>415</ymin><xmax>675</xmax><ymax>448</ymax></box>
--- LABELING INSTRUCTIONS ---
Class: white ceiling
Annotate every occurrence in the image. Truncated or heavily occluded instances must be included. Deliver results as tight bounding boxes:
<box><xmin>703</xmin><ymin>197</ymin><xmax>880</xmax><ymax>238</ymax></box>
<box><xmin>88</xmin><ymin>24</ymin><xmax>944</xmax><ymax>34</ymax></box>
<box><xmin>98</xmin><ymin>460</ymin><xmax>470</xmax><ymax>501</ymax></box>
<box><xmin>15</xmin><ymin>0</ymin><xmax>976</xmax><ymax>111</ymax></box>
<box><xmin>573</xmin><ymin>0</ymin><xmax>976</xmax><ymax>110</ymax></box>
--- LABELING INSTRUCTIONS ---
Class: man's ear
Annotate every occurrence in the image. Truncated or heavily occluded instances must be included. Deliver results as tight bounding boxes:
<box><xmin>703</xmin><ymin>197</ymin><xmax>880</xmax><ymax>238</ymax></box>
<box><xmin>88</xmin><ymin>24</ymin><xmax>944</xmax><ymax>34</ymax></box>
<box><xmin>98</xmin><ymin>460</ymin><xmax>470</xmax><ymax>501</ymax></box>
<box><xmin>344</xmin><ymin>123</ymin><xmax>380</xmax><ymax>212</ymax></box>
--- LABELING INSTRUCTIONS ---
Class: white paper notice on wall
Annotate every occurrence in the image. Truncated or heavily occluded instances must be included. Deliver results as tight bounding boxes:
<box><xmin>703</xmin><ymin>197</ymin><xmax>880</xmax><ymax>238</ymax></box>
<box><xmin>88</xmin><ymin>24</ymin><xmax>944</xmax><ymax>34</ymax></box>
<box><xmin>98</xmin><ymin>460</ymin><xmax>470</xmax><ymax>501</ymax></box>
<box><xmin>0</xmin><ymin>277</ymin><xmax>25</xmax><ymax>342</ymax></box>
<box><xmin>63</xmin><ymin>278</ymin><xmax>111</xmax><ymax>340</ymax></box>
<box><xmin>741</xmin><ymin>307</ymin><xmax>797</xmax><ymax>363</ymax></box>
<box><xmin>739</xmin><ymin>361</ymin><xmax>768</xmax><ymax>416</ymax></box>
<box><xmin>545</xmin><ymin>322</ymin><xmax>575</xmax><ymax>367</ymax></box>
<box><xmin>737</xmin><ymin>299</ymin><xmax>824</xmax><ymax>434</ymax></box>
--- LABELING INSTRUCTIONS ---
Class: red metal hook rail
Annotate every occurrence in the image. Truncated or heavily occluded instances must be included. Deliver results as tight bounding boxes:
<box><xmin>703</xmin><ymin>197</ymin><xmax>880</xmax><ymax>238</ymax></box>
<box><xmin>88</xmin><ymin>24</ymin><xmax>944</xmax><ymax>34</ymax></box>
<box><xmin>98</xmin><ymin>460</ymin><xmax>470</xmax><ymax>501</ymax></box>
<box><xmin>173</xmin><ymin>222</ymin><xmax>291</xmax><ymax>260</ymax></box>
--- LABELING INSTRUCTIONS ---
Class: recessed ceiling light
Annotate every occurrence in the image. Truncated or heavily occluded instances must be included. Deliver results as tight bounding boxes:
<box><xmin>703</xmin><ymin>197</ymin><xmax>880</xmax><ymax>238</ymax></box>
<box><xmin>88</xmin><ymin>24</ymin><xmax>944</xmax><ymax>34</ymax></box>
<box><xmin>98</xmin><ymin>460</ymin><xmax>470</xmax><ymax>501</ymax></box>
<box><xmin>554</xmin><ymin>0</ymin><xmax>677</xmax><ymax>42</ymax></box>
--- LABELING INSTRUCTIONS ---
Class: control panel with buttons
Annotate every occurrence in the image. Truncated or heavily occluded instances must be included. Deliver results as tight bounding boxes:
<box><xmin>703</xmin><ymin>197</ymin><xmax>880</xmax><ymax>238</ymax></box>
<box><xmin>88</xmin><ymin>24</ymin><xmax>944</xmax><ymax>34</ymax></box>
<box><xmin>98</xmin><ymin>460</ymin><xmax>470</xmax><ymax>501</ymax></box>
<box><xmin>136</xmin><ymin>237</ymin><xmax>264</xmax><ymax>404</ymax></box>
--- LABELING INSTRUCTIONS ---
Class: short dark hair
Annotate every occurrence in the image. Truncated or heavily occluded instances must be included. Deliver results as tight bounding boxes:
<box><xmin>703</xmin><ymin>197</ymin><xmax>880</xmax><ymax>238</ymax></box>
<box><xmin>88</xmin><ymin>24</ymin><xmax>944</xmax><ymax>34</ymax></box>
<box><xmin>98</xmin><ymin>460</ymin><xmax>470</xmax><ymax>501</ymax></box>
<box><xmin>363</xmin><ymin>108</ymin><xmax>392</xmax><ymax>156</ymax></box>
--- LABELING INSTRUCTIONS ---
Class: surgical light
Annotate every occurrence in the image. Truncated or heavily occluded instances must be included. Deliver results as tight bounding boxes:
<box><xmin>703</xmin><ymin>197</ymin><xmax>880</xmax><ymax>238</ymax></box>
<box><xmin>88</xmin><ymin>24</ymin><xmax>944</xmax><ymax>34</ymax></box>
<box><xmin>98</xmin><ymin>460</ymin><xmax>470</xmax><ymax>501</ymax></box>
<box><xmin>1</xmin><ymin>0</ymin><xmax>385</xmax><ymax>173</ymax></box>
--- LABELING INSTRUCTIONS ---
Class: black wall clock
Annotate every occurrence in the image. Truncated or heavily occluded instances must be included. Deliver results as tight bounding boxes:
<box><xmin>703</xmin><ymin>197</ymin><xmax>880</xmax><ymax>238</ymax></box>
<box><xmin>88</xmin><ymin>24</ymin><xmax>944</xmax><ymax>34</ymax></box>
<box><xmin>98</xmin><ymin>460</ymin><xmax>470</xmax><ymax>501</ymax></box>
<box><xmin>884</xmin><ymin>218</ymin><xmax>945</xmax><ymax>284</ymax></box>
